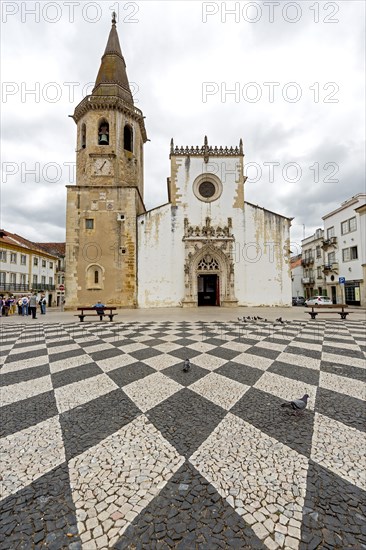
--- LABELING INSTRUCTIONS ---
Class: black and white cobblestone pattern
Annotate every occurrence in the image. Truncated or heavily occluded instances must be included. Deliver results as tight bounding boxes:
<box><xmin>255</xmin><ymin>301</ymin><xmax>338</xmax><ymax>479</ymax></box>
<box><xmin>0</xmin><ymin>319</ymin><xmax>365</xmax><ymax>549</ymax></box>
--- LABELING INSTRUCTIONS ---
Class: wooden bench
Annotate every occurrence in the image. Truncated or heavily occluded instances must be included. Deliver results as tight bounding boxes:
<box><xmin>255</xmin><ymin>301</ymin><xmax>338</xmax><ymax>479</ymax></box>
<box><xmin>75</xmin><ymin>307</ymin><xmax>118</xmax><ymax>322</ymax></box>
<box><xmin>305</xmin><ymin>304</ymin><xmax>349</xmax><ymax>320</ymax></box>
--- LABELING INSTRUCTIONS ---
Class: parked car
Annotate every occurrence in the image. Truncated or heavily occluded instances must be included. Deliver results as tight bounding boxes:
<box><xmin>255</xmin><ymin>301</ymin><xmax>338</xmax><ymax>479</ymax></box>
<box><xmin>292</xmin><ymin>296</ymin><xmax>305</xmax><ymax>306</ymax></box>
<box><xmin>305</xmin><ymin>296</ymin><xmax>332</xmax><ymax>306</ymax></box>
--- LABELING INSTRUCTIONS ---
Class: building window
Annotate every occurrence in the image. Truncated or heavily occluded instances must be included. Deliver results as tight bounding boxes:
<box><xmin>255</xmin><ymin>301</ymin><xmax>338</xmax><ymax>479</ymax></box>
<box><xmin>349</xmin><ymin>217</ymin><xmax>357</xmax><ymax>231</ymax></box>
<box><xmin>328</xmin><ymin>251</ymin><xmax>335</xmax><ymax>263</ymax></box>
<box><xmin>85</xmin><ymin>219</ymin><xmax>94</xmax><ymax>230</ymax></box>
<box><xmin>34</xmin><ymin>257</ymin><xmax>38</xmax><ymax>266</ymax></box>
<box><xmin>81</xmin><ymin>123</ymin><xmax>86</xmax><ymax>149</ymax></box>
<box><xmin>0</xmin><ymin>272</ymin><xmax>6</xmax><ymax>284</ymax></box>
<box><xmin>41</xmin><ymin>276</ymin><xmax>46</xmax><ymax>285</ymax></box>
<box><xmin>42</xmin><ymin>259</ymin><xmax>46</xmax><ymax>267</ymax></box>
<box><xmin>98</xmin><ymin>119</ymin><xmax>109</xmax><ymax>145</ymax></box>
<box><xmin>124</xmin><ymin>124</ymin><xmax>133</xmax><ymax>152</ymax></box>
<box><xmin>33</xmin><ymin>274</ymin><xmax>38</xmax><ymax>284</ymax></box>
<box><xmin>316</xmin><ymin>246</ymin><xmax>321</xmax><ymax>258</ymax></box>
<box><xmin>342</xmin><ymin>246</ymin><xmax>358</xmax><ymax>262</ymax></box>
<box><xmin>317</xmin><ymin>267</ymin><xmax>322</xmax><ymax>278</ymax></box>
<box><xmin>193</xmin><ymin>173</ymin><xmax>223</xmax><ymax>203</ymax></box>
<box><xmin>327</xmin><ymin>227</ymin><xmax>335</xmax><ymax>239</ymax></box>
<box><xmin>10</xmin><ymin>273</ymin><xmax>16</xmax><ymax>285</ymax></box>
<box><xmin>341</xmin><ymin>216</ymin><xmax>357</xmax><ymax>235</ymax></box>
<box><xmin>0</xmin><ymin>251</ymin><xmax>6</xmax><ymax>262</ymax></box>
<box><xmin>20</xmin><ymin>254</ymin><xmax>27</xmax><ymax>265</ymax></box>
<box><xmin>10</xmin><ymin>253</ymin><xmax>17</xmax><ymax>263</ymax></box>
<box><xmin>86</xmin><ymin>264</ymin><xmax>104</xmax><ymax>290</ymax></box>
<box><xmin>49</xmin><ymin>262</ymin><xmax>53</xmax><ymax>269</ymax></box>
<box><xmin>49</xmin><ymin>277</ymin><xmax>53</xmax><ymax>285</ymax></box>
<box><xmin>20</xmin><ymin>274</ymin><xmax>26</xmax><ymax>285</ymax></box>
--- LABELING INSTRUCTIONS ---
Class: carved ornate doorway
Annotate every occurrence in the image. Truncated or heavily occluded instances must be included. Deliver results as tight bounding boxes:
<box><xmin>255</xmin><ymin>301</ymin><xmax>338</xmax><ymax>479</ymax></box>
<box><xmin>182</xmin><ymin>217</ymin><xmax>238</xmax><ymax>308</ymax></box>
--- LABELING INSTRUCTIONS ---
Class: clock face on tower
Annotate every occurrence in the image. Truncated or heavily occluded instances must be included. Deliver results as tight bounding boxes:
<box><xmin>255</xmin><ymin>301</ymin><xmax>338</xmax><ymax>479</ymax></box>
<box><xmin>93</xmin><ymin>158</ymin><xmax>113</xmax><ymax>176</ymax></box>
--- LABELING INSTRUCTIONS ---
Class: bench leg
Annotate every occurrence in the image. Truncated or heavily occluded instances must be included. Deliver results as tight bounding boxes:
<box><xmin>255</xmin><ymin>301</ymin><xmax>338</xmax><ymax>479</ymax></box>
<box><xmin>310</xmin><ymin>313</ymin><xmax>317</xmax><ymax>320</ymax></box>
<box><xmin>99</xmin><ymin>315</ymin><xmax>103</xmax><ymax>321</ymax></box>
<box><xmin>340</xmin><ymin>313</ymin><xmax>348</xmax><ymax>319</ymax></box>
<box><xmin>79</xmin><ymin>316</ymin><xmax>84</xmax><ymax>322</ymax></box>
<box><xmin>108</xmin><ymin>315</ymin><xmax>113</xmax><ymax>321</ymax></box>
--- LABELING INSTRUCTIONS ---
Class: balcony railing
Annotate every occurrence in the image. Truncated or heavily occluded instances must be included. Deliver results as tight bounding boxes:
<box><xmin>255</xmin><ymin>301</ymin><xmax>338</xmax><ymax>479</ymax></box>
<box><xmin>323</xmin><ymin>263</ymin><xmax>338</xmax><ymax>273</ymax></box>
<box><xmin>0</xmin><ymin>283</ymin><xmax>56</xmax><ymax>293</ymax></box>
<box><xmin>302</xmin><ymin>277</ymin><xmax>315</xmax><ymax>284</ymax></box>
<box><xmin>322</xmin><ymin>237</ymin><xmax>337</xmax><ymax>249</ymax></box>
<box><xmin>0</xmin><ymin>283</ymin><xmax>30</xmax><ymax>293</ymax></box>
<box><xmin>301</xmin><ymin>257</ymin><xmax>314</xmax><ymax>266</ymax></box>
<box><xmin>32</xmin><ymin>284</ymin><xmax>56</xmax><ymax>291</ymax></box>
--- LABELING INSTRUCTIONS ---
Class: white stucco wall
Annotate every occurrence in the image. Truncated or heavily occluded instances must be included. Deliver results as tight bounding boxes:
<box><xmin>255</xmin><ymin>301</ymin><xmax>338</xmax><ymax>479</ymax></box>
<box><xmin>137</xmin><ymin>153</ymin><xmax>291</xmax><ymax>307</ymax></box>
<box><xmin>323</xmin><ymin>196</ymin><xmax>365</xmax><ymax>282</ymax></box>
<box><xmin>137</xmin><ymin>204</ymin><xmax>185</xmax><ymax>307</ymax></box>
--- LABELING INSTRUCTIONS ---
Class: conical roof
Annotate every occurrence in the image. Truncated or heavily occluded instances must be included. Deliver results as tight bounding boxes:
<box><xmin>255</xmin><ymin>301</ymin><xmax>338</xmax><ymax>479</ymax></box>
<box><xmin>92</xmin><ymin>14</ymin><xmax>133</xmax><ymax>104</ymax></box>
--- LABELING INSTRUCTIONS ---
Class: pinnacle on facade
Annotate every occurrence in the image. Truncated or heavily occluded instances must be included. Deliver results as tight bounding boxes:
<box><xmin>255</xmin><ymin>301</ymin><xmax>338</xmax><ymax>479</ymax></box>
<box><xmin>92</xmin><ymin>12</ymin><xmax>134</xmax><ymax>104</ymax></box>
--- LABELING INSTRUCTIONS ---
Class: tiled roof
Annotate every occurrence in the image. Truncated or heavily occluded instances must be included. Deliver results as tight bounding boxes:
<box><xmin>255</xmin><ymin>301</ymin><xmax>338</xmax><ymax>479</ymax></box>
<box><xmin>36</xmin><ymin>242</ymin><xmax>66</xmax><ymax>256</ymax></box>
<box><xmin>0</xmin><ymin>230</ymin><xmax>59</xmax><ymax>258</ymax></box>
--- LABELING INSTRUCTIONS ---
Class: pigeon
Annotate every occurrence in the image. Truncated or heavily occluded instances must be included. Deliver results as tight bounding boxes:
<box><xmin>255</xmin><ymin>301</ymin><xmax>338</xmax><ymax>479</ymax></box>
<box><xmin>281</xmin><ymin>394</ymin><xmax>309</xmax><ymax>413</ymax></box>
<box><xmin>183</xmin><ymin>358</ymin><xmax>191</xmax><ymax>372</ymax></box>
<box><xmin>276</xmin><ymin>317</ymin><xmax>284</xmax><ymax>324</ymax></box>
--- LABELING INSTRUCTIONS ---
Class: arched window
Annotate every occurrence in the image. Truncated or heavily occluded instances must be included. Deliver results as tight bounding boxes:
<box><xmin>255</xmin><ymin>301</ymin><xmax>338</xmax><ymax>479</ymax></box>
<box><xmin>81</xmin><ymin>123</ymin><xmax>86</xmax><ymax>149</ymax></box>
<box><xmin>86</xmin><ymin>264</ymin><xmax>104</xmax><ymax>290</ymax></box>
<box><xmin>98</xmin><ymin>119</ymin><xmax>109</xmax><ymax>145</ymax></box>
<box><xmin>124</xmin><ymin>124</ymin><xmax>133</xmax><ymax>152</ymax></box>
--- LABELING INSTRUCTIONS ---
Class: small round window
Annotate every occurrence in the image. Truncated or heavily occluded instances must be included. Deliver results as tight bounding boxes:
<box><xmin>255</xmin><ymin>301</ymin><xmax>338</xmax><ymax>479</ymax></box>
<box><xmin>199</xmin><ymin>181</ymin><xmax>215</xmax><ymax>198</ymax></box>
<box><xmin>193</xmin><ymin>174</ymin><xmax>222</xmax><ymax>203</ymax></box>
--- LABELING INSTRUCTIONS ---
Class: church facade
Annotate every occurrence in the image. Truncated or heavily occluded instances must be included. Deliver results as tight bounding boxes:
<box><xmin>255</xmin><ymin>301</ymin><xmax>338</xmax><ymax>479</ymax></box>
<box><xmin>65</xmin><ymin>17</ymin><xmax>292</xmax><ymax>308</ymax></box>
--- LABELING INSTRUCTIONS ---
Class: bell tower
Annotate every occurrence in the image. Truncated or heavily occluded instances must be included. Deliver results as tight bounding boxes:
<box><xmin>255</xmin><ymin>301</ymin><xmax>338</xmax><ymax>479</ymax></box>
<box><xmin>65</xmin><ymin>13</ymin><xmax>147</xmax><ymax>307</ymax></box>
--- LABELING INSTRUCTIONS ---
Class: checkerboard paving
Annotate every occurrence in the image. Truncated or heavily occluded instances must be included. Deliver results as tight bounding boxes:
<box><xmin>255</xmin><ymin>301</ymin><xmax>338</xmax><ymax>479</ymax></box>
<box><xmin>1</xmin><ymin>319</ymin><xmax>365</xmax><ymax>549</ymax></box>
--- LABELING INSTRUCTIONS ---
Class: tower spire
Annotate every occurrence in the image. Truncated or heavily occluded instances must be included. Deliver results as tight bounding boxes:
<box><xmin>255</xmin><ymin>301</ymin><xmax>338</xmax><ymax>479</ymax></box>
<box><xmin>92</xmin><ymin>14</ymin><xmax>133</xmax><ymax>104</ymax></box>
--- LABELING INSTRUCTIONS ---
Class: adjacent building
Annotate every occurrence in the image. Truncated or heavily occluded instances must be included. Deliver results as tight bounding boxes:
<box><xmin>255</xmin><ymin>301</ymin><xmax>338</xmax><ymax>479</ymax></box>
<box><xmin>295</xmin><ymin>193</ymin><xmax>365</xmax><ymax>306</ymax></box>
<box><xmin>322</xmin><ymin>194</ymin><xmax>366</xmax><ymax>306</ymax></box>
<box><xmin>65</xmin><ymin>16</ymin><xmax>292</xmax><ymax>308</ymax></box>
<box><xmin>290</xmin><ymin>255</ymin><xmax>303</xmax><ymax>299</ymax></box>
<box><xmin>300</xmin><ymin>228</ymin><xmax>326</xmax><ymax>300</ymax></box>
<box><xmin>0</xmin><ymin>230</ymin><xmax>57</xmax><ymax>305</ymax></box>
<box><xmin>36</xmin><ymin>243</ymin><xmax>66</xmax><ymax>306</ymax></box>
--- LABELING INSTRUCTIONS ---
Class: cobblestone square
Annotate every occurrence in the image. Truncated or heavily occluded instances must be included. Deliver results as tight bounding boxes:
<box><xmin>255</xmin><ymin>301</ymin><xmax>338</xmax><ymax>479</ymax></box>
<box><xmin>1</xmin><ymin>317</ymin><xmax>365</xmax><ymax>549</ymax></box>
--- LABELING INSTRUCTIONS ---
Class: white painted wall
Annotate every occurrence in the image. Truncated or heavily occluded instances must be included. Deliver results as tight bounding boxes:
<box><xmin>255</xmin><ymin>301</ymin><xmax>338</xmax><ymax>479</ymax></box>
<box><xmin>323</xmin><ymin>195</ymin><xmax>366</xmax><ymax>282</ymax></box>
<box><xmin>138</xmin><ymin>154</ymin><xmax>291</xmax><ymax>307</ymax></box>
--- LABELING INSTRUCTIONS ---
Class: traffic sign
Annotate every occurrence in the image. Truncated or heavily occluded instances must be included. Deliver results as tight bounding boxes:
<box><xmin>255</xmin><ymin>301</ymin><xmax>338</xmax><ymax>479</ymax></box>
<box><xmin>339</xmin><ymin>277</ymin><xmax>345</xmax><ymax>284</ymax></box>
<box><xmin>59</xmin><ymin>284</ymin><xmax>65</xmax><ymax>291</ymax></box>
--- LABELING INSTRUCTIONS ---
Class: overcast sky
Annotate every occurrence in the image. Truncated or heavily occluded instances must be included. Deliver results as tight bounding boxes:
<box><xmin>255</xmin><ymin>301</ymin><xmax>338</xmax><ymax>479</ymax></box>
<box><xmin>1</xmin><ymin>0</ymin><xmax>365</xmax><ymax>250</ymax></box>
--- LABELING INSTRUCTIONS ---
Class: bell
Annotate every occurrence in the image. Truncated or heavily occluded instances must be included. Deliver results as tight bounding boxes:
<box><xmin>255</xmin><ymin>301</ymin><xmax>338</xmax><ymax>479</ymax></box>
<box><xmin>99</xmin><ymin>134</ymin><xmax>109</xmax><ymax>145</ymax></box>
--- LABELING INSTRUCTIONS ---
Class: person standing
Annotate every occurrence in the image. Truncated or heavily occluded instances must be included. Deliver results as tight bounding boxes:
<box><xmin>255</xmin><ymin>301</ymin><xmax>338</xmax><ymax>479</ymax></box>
<box><xmin>39</xmin><ymin>294</ymin><xmax>46</xmax><ymax>314</ymax></box>
<box><xmin>3</xmin><ymin>297</ymin><xmax>10</xmax><ymax>317</ymax></box>
<box><xmin>21</xmin><ymin>295</ymin><xmax>29</xmax><ymax>316</ymax></box>
<box><xmin>17</xmin><ymin>297</ymin><xmax>22</xmax><ymax>315</ymax></box>
<box><xmin>28</xmin><ymin>293</ymin><xmax>38</xmax><ymax>319</ymax></box>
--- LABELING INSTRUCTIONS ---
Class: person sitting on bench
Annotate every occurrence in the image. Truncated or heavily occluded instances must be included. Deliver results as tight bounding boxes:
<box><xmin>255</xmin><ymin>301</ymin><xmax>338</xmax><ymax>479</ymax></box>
<box><xmin>93</xmin><ymin>300</ymin><xmax>105</xmax><ymax>315</ymax></box>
